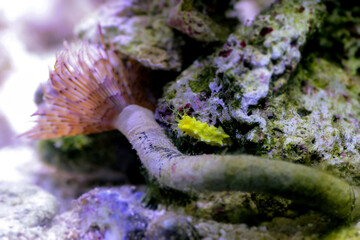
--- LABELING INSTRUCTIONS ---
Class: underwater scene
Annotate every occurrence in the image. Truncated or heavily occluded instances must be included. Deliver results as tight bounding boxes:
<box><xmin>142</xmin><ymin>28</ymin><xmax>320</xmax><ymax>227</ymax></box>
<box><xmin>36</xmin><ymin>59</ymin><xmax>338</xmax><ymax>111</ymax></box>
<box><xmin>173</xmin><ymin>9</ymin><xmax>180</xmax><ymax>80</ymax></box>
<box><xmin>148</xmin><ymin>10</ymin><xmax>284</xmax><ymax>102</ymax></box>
<box><xmin>1</xmin><ymin>0</ymin><xmax>360</xmax><ymax>239</ymax></box>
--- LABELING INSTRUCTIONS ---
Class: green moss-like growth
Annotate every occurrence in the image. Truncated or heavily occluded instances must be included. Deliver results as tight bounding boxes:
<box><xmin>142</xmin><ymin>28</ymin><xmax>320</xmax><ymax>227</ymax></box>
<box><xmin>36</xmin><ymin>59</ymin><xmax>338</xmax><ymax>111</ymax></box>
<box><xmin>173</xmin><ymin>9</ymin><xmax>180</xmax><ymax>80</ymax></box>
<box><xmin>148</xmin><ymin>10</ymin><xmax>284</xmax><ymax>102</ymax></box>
<box><xmin>188</xmin><ymin>66</ymin><xmax>216</xmax><ymax>93</ymax></box>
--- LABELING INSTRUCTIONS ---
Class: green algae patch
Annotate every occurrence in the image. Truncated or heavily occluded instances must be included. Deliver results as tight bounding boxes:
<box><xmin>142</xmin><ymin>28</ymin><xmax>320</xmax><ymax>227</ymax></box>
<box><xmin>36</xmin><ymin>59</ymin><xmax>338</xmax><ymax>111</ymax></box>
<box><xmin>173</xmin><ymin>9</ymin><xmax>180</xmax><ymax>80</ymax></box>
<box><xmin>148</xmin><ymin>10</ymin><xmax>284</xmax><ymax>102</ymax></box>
<box><xmin>53</xmin><ymin>135</ymin><xmax>91</xmax><ymax>151</ymax></box>
<box><xmin>166</xmin><ymin>89</ymin><xmax>177</xmax><ymax>101</ymax></box>
<box><xmin>188</xmin><ymin>66</ymin><xmax>216</xmax><ymax>93</ymax></box>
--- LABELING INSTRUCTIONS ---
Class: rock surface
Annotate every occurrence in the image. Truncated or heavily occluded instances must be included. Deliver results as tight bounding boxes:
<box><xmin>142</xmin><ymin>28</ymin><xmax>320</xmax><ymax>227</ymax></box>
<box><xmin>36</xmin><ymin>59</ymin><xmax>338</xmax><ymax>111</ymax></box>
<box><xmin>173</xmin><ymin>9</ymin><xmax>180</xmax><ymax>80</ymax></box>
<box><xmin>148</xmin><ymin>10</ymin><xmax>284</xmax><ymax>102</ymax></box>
<box><xmin>76</xmin><ymin>0</ymin><xmax>183</xmax><ymax>71</ymax></box>
<box><xmin>156</xmin><ymin>0</ymin><xmax>326</xmax><ymax>153</ymax></box>
<box><xmin>43</xmin><ymin>186</ymin><xmax>200</xmax><ymax>240</ymax></box>
<box><xmin>42</xmin><ymin>186</ymin><xmax>347</xmax><ymax>240</ymax></box>
<box><xmin>0</xmin><ymin>182</ymin><xmax>59</xmax><ymax>239</ymax></box>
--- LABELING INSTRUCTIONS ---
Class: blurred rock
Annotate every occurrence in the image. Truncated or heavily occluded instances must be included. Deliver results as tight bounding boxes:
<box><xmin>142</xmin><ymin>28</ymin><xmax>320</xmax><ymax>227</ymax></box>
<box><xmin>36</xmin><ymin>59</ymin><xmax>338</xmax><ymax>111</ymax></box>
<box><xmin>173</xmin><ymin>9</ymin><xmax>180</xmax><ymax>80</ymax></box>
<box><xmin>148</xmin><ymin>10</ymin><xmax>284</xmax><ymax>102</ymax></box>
<box><xmin>45</xmin><ymin>186</ymin><xmax>158</xmax><ymax>239</ymax></box>
<box><xmin>0</xmin><ymin>182</ymin><xmax>59</xmax><ymax>239</ymax></box>
<box><xmin>42</xmin><ymin>185</ymin><xmax>335</xmax><ymax>240</ymax></box>
<box><xmin>77</xmin><ymin>187</ymin><xmax>150</xmax><ymax>239</ymax></box>
<box><xmin>43</xmin><ymin>186</ymin><xmax>201</xmax><ymax>240</ymax></box>
<box><xmin>146</xmin><ymin>213</ymin><xmax>199</xmax><ymax>240</ymax></box>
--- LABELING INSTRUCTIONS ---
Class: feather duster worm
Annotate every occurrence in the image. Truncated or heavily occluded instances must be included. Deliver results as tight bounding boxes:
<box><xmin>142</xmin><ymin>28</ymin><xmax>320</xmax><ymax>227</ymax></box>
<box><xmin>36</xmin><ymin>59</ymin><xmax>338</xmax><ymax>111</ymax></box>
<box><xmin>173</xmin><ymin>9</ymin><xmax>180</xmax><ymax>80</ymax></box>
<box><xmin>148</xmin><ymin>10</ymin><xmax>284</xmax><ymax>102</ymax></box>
<box><xmin>22</xmin><ymin>42</ymin><xmax>154</xmax><ymax>139</ymax></box>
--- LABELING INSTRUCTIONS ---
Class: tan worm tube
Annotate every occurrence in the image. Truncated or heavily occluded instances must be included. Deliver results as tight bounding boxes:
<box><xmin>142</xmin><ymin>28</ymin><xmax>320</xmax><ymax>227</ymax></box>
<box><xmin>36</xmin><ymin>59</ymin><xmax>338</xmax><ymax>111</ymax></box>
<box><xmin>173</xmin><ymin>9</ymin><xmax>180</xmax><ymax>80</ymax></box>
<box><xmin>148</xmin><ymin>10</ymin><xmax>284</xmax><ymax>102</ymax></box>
<box><xmin>116</xmin><ymin>104</ymin><xmax>360</xmax><ymax>221</ymax></box>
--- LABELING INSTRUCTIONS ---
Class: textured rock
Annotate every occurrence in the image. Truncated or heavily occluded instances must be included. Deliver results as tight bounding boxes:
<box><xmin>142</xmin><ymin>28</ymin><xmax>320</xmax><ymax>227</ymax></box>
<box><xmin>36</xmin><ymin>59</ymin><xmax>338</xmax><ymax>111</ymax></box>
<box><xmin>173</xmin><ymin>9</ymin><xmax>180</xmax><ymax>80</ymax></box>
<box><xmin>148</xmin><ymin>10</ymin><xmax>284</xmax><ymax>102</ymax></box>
<box><xmin>0</xmin><ymin>182</ymin><xmax>59</xmax><ymax>239</ymax></box>
<box><xmin>167</xmin><ymin>0</ymin><xmax>229</xmax><ymax>42</ymax></box>
<box><xmin>77</xmin><ymin>187</ymin><xmax>150</xmax><ymax>240</ymax></box>
<box><xmin>156</xmin><ymin>0</ymin><xmax>326</xmax><ymax>152</ymax></box>
<box><xmin>146</xmin><ymin>213</ymin><xmax>199</xmax><ymax>240</ymax></box>
<box><xmin>44</xmin><ymin>186</ymin><xmax>200</xmax><ymax>240</ymax></box>
<box><xmin>76</xmin><ymin>0</ymin><xmax>183</xmax><ymax>70</ymax></box>
<box><xmin>260</xmin><ymin>58</ymin><xmax>360</xmax><ymax>170</ymax></box>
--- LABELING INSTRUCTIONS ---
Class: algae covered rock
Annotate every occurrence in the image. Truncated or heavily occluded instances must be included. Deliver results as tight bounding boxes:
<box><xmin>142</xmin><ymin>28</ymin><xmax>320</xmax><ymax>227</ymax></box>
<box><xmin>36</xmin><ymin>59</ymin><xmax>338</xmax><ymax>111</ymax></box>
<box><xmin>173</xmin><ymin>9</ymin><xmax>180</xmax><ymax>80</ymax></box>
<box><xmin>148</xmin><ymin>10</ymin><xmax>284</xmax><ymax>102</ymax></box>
<box><xmin>76</xmin><ymin>0</ymin><xmax>183</xmax><ymax>70</ymax></box>
<box><xmin>156</xmin><ymin>0</ymin><xmax>326</xmax><ymax>152</ymax></box>
<box><xmin>42</xmin><ymin>185</ymin><xmax>333</xmax><ymax>240</ymax></box>
<box><xmin>262</xmin><ymin>58</ymin><xmax>360</xmax><ymax>169</ymax></box>
<box><xmin>153</xmin><ymin>0</ymin><xmax>360</xmax><ymax>235</ymax></box>
<box><xmin>42</xmin><ymin>185</ymin><xmax>341</xmax><ymax>240</ymax></box>
<box><xmin>156</xmin><ymin>0</ymin><xmax>360</xmax><ymax>186</ymax></box>
<box><xmin>167</xmin><ymin>0</ymin><xmax>231</xmax><ymax>42</ymax></box>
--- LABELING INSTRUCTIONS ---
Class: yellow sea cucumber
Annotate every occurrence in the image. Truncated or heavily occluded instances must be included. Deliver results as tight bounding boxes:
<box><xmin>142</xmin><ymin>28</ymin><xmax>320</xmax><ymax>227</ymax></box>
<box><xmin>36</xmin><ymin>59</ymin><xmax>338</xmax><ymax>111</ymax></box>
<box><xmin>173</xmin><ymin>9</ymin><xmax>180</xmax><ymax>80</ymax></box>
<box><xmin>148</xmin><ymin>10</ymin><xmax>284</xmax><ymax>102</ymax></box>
<box><xmin>177</xmin><ymin>115</ymin><xmax>231</xmax><ymax>147</ymax></box>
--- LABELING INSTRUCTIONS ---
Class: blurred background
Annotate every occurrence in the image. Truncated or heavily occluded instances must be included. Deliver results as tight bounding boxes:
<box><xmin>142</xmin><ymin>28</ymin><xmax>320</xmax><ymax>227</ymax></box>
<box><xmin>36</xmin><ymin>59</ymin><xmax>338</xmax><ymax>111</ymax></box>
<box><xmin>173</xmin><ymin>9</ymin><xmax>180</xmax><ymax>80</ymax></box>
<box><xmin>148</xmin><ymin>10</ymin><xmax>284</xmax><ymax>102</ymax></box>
<box><xmin>0</xmin><ymin>0</ymin><xmax>108</xmax><ymax>183</ymax></box>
